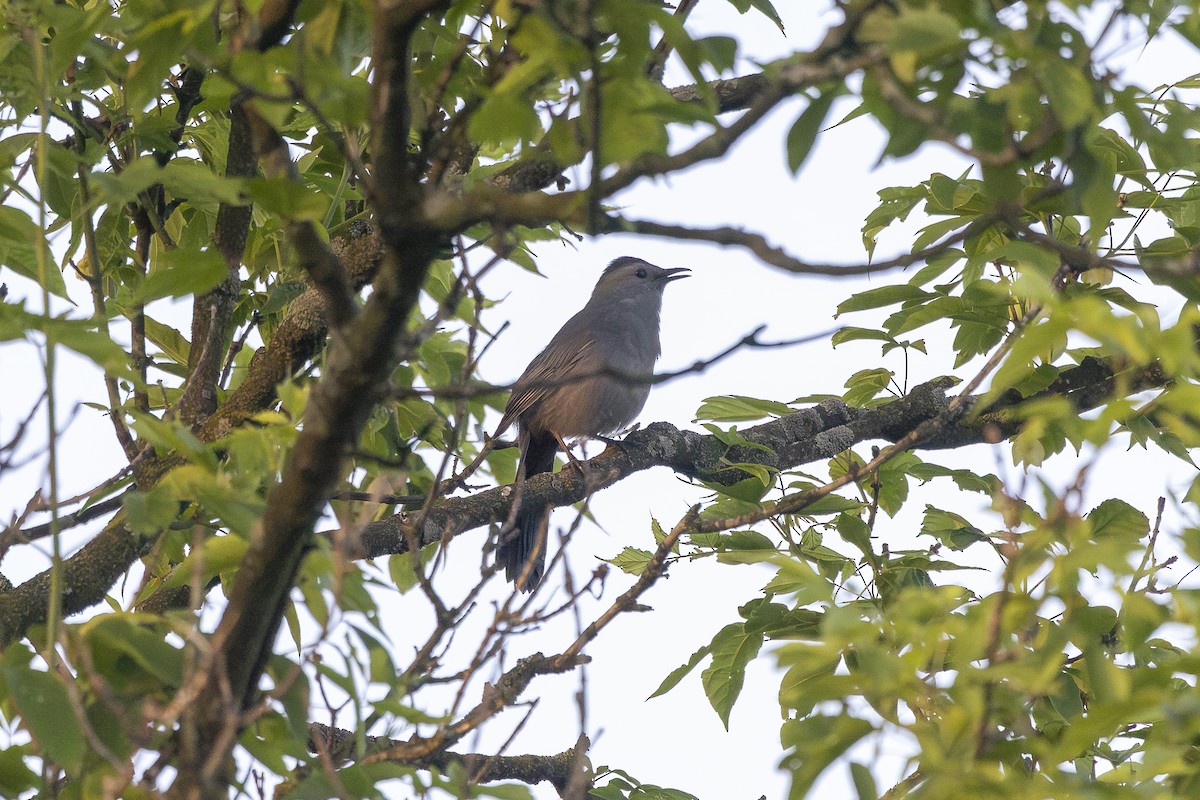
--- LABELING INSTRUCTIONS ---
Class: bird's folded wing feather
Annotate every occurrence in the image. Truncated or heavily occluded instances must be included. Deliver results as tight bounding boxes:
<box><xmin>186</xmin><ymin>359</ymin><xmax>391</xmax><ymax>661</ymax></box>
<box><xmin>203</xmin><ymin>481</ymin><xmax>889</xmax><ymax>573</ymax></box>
<box><xmin>497</xmin><ymin>337</ymin><xmax>595</xmax><ymax>434</ymax></box>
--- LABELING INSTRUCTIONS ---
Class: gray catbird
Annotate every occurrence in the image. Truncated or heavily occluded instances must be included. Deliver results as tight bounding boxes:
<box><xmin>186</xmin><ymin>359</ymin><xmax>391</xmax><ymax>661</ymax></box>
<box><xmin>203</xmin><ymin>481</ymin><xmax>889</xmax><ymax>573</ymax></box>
<box><xmin>495</xmin><ymin>256</ymin><xmax>689</xmax><ymax>590</ymax></box>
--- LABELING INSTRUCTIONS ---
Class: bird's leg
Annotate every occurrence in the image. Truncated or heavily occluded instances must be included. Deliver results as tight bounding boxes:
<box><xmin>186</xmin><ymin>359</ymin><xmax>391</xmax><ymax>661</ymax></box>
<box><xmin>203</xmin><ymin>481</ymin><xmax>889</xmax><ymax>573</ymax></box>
<box><xmin>554</xmin><ymin>431</ymin><xmax>586</xmax><ymax>471</ymax></box>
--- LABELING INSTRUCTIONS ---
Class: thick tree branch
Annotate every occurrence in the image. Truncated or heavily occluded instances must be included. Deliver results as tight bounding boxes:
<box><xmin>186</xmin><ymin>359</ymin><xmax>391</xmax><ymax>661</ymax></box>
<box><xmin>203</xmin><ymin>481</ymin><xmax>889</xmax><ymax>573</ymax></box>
<box><xmin>348</xmin><ymin>348</ymin><xmax>1173</xmax><ymax>561</ymax></box>
<box><xmin>0</xmin><ymin>510</ymin><xmax>146</xmax><ymax>647</ymax></box>
<box><xmin>669</xmin><ymin>72</ymin><xmax>771</xmax><ymax>112</ymax></box>
<box><xmin>170</xmin><ymin>3</ymin><xmax>453</xmax><ymax>795</ymax></box>
<box><xmin>0</xmin><ymin>336</ymin><xmax>1169</xmax><ymax>652</ymax></box>
<box><xmin>305</xmin><ymin>726</ymin><xmax>588</xmax><ymax>794</ymax></box>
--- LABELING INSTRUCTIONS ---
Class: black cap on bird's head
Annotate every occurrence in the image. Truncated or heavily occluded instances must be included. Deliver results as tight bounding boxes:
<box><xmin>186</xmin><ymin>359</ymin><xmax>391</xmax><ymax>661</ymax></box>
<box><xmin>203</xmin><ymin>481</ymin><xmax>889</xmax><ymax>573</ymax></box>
<box><xmin>594</xmin><ymin>256</ymin><xmax>690</xmax><ymax>297</ymax></box>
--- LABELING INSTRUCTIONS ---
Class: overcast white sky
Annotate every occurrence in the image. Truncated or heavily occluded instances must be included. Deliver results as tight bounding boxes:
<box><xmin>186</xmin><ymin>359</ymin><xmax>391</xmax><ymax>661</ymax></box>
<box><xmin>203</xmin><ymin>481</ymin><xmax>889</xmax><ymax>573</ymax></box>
<box><xmin>3</xmin><ymin>2</ymin><xmax>1200</xmax><ymax>799</ymax></box>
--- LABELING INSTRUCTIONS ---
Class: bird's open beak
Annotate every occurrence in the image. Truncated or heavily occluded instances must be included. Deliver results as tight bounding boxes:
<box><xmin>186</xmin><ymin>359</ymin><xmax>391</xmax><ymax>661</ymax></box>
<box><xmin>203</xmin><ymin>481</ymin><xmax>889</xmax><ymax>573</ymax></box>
<box><xmin>659</xmin><ymin>267</ymin><xmax>691</xmax><ymax>283</ymax></box>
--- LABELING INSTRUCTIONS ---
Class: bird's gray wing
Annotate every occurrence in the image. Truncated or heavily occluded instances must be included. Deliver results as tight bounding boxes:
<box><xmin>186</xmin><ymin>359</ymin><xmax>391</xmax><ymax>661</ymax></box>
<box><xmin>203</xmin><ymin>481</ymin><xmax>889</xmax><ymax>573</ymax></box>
<box><xmin>496</xmin><ymin>336</ymin><xmax>596</xmax><ymax>435</ymax></box>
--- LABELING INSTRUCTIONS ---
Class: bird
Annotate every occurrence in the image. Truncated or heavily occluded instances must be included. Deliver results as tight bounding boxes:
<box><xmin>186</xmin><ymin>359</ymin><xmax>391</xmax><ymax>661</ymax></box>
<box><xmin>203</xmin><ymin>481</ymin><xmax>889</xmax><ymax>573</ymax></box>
<box><xmin>494</xmin><ymin>256</ymin><xmax>690</xmax><ymax>590</ymax></box>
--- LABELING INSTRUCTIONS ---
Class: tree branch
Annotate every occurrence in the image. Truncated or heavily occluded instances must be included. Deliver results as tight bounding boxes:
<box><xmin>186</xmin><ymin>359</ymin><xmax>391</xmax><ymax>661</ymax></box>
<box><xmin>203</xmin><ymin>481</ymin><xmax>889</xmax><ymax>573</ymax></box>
<box><xmin>176</xmin><ymin>0</ymin><xmax>303</xmax><ymax>428</ymax></box>
<box><xmin>199</xmin><ymin>221</ymin><xmax>382</xmax><ymax>441</ymax></box>
<box><xmin>361</xmin><ymin>652</ymin><xmax>587</xmax><ymax>764</ymax></box>
<box><xmin>172</xmin><ymin>3</ymin><xmax>455</xmax><ymax>794</ymax></box>
<box><xmin>350</xmin><ymin>351</ymin><xmax>1171</xmax><ymax>562</ymax></box>
<box><xmin>305</xmin><ymin>725</ymin><xmax>588</xmax><ymax>795</ymax></box>
<box><xmin>615</xmin><ymin>213</ymin><xmax>998</xmax><ymax>276</ymax></box>
<box><xmin>1</xmin><ymin>494</ymin><xmax>125</xmax><ymax>550</ymax></box>
<box><xmin>429</xmin><ymin>41</ymin><xmax>887</xmax><ymax>230</ymax></box>
<box><xmin>177</xmin><ymin>100</ymin><xmax>252</xmax><ymax>428</ymax></box>
<box><xmin>0</xmin><ymin>338</ymin><xmax>1168</xmax><ymax>652</ymax></box>
<box><xmin>0</xmin><ymin>510</ymin><xmax>146</xmax><ymax>647</ymax></box>
<box><xmin>243</xmin><ymin>106</ymin><xmax>358</xmax><ymax>330</ymax></box>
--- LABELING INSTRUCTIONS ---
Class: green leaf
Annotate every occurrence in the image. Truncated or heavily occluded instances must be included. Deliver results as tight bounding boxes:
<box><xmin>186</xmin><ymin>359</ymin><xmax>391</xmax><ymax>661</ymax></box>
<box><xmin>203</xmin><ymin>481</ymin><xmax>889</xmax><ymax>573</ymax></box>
<box><xmin>31</xmin><ymin>134</ymin><xmax>79</xmax><ymax>219</ymax></box>
<box><xmin>886</xmin><ymin>294</ymin><xmax>963</xmax><ymax>336</ymax></box>
<box><xmin>269</xmin><ymin>654</ymin><xmax>313</xmax><ymax>744</ymax></box>
<box><xmin>844</xmin><ymin>368</ymin><xmax>894</xmax><ymax>406</ymax></box>
<box><xmin>88</xmin><ymin>156</ymin><xmax>167</xmax><ymax>205</ymax></box>
<box><xmin>475</xmin><ymin>782</ymin><xmax>538</xmax><ymax>800</ymax></box>
<box><xmin>161</xmin><ymin>535</ymin><xmax>249</xmax><ymax>590</ymax></box>
<box><xmin>837</xmin><ymin>285</ymin><xmax>929</xmax><ymax>315</ymax></box>
<box><xmin>920</xmin><ymin>505</ymin><xmax>987</xmax><ymax>550</ymax></box>
<box><xmin>727</xmin><ymin>530</ymin><xmax>775</xmax><ymax>550</ymax></box>
<box><xmin>82</xmin><ymin>614</ymin><xmax>184</xmax><ymax>690</ymax></box>
<box><xmin>836</xmin><ymin>513</ymin><xmax>873</xmax><ymax>558</ymax></box>
<box><xmin>710</xmin><ymin>471</ymin><xmax>772</xmax><ymax>502</ymax></box>
<box><xmin>780</xmin><ymin>715</ymin><xmax>874</xmax><ymax>798</ymax></box>
<box><xmin>1</xmin><ymin>649</ymin><xmax>87</xmax><ymax>776</ymax></box>
<box><xmin>1039</xmin><ymin>60</ymin><xmax>1097</xmax><ymax>127</ymax></box>
<box><xmin>649</xmin><ymin>643</ymin><xmax>713</xmax><ymax>699</ymax></box>
<box><xmin>695</xmin><ymin>394</ymin><xmax>794</xmax><ymax>422</ymax></box>
<box><xmin>696</xmin><ymin>36</ymin><xmax>738</xmax><ymax>74</ymax></box>
<box><xmin>1087</xmin><ymin>499</ymin><xmax>1149</xmax><ymax>541</ymax></box>
<box><xmin>886</xmin><ymin>8</ymin><xmax>963</xmax><ymax>57</ymax></box>
<box><xmin>700</xmin><ymin>622</ymin><xmax>764</xmax><ymax>729</ymax></box>
<box><xmin>0</xmin><ymin>744</ymin><xmax>38</xmax><ymax>797</ymax></box>
<box><xmin>144</xmin><ymin>316</ymin><xmax>191</xmax><ymax>366</ymax></box>
<box><xmin>874</xmin><ymin>451</ymin><xmax>918</xmax><ymax>517</ymax></box>
<box><xmin>952</xmin><ymin>319</ymin><xmax>1007</xmax><ymax>367</ymax></box>
<box><xmin>0</xmin><ymin>304</ymin><xmax>134</xmax><ymax>378</ymax></box>
<box><xmin>727</xmin><ymin>0</ymin><xmax>785</xmax><ymax>33</ymax></box>
<box><xmin>135</xmin><ymin>245</ymin><xmax>229</xmax><ymax>303</ymax></box>
<box><xmin>45</xmin><ymin>316</ymin><xmax>136</xmax><ymax>378</ymax></box>
<box><xmin>906</xmin><ymin>463</ymin><xmax>996</xmax><ymax>493</ymax></box>
<box><xmin>130</xmin><ymin>417</ymin><xmax>213</xmax><ymax>466</ymax></box>
<box><xmin>598</xmin><ymin>79</ymin><xmax>671</xmax><ymax>163</ymax></box>
<box><xmin>786</xmin><ymin>89</ymin><xmax>837</xmax><ymax>173</ymax></box>
<box><xmin>985</xmin><ymin>315</ymin><xmax>1069</xmax><ymax>406</ymax></box>
<box><xmin>388</xmin><ymin>542</ymin><xmax>439</xmax><ymax>594</ymax></box>
<box><xmin>291</xmin><ymin>762</ymin><xmax>415</xmax><ymax>800</ymax></box>
<box><xmin>0</xmin><ymin>206</ymin><xmax>67</xmax><ymax>298</ymax></box>
<box><xmin>762</xmin><ymin>558</ymin><xmax>830</xmax><ymax>604</ymax></box>
<box><xmin>699</xmin><ymin>423</ymin><xmax>775</xmax><ymax>454</ymax></box>
<box><xmin>470</xmin><ymin>91</ymin><xmax>544</xmax><ymax>150</ymax></box>
<box><xmin>161</xmin><ymin>158</ymin><xmax>246</xmax><ymax>205</ymax></box>
<box><xmin>124</xmin><ymin>482</ymin><xmax>183</xmax><ymax>536</ymax></box>
<box><xmin>831</xmin><ymin>327</ymin><xmax>894</xmax><ymax>347</ymax></box>
<box><xmin>850</xmin><ymin>762</ymin><xmax>879</xmax><ymax>800</ymax></box>
<box><xmin>627</xmin><ymin>787</ymin><xmax>698</xmax><ymax>800</ymax></box>
<box><xmin>245</xmin><ymin>178</ymin><xmax>329</xmax><ymax>222</ymax></box>
<box><xmin>590</xmin><ymin>781</ymin><xmax>633</xmax><ymax>800</ymax></box>
<box><xmin>608</xmin><ymin>546</ymin><xmax>655</xmax><ymax>576</ymax></box>
<box><xmin>801</xmin><ymin>493</ymin><xmax>862</xmax><ymax>516</ymax></box>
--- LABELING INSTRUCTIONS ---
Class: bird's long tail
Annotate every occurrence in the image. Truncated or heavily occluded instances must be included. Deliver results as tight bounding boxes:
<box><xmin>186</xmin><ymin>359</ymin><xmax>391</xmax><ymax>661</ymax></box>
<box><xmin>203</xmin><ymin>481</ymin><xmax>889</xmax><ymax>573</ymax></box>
<box><xmin>497</xmin><ymin>432</ymin><xmax>557</xmax><ymax>591</ymax></box>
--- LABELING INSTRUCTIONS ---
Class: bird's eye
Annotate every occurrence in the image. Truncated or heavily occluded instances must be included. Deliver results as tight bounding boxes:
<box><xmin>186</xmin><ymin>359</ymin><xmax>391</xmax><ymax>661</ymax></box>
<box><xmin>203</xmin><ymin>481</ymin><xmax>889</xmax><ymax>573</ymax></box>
<box><xmin>635</xmin><ymin>268</ymin><xmax>647</xmax><ymax>279</ymax></box>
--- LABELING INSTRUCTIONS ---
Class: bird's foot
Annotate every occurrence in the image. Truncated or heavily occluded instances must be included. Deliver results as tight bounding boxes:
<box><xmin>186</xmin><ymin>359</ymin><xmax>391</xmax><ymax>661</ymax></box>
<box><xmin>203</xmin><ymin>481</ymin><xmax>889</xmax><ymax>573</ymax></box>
<box><xmin>554</xmin><ymin>432</ymin><xmax>587</xmax><ymax>472</ymax></box>
<box><xmin>562</xmin><ymin>447</ymin><xmax>585</xmax><ymax>470</ymax></box>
